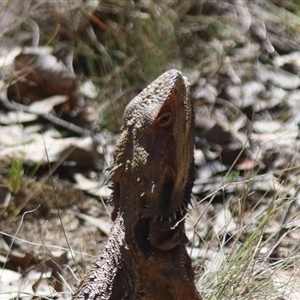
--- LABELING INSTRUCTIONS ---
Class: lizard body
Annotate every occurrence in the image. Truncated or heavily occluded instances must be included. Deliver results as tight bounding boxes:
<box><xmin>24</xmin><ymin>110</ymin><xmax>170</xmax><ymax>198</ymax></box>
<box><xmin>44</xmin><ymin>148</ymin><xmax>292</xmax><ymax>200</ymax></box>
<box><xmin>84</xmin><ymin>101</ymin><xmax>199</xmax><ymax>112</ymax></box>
<box><xmin>72</xmin><ymin>69</ymin><xmax>201</xmax><ymax>300</ymax></box>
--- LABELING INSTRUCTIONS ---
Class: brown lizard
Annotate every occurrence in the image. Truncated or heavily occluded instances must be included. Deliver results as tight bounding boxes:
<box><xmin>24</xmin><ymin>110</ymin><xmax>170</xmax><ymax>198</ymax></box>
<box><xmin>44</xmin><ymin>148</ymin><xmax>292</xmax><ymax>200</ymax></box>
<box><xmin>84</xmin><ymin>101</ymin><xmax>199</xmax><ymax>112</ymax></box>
<box><xmin>72</xmin><ymin>69</ymin><xmax>201</xmax><ymax>300</ymax></box>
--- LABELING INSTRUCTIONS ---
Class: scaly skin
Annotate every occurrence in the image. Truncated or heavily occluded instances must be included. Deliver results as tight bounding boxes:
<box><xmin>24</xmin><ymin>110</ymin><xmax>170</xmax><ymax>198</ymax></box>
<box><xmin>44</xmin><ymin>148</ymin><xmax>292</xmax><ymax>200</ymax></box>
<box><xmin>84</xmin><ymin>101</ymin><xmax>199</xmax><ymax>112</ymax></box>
<box><xmin>72</xmin><ymin>69</ymin><xmax>201</xmax><ymax>300</ymax></box>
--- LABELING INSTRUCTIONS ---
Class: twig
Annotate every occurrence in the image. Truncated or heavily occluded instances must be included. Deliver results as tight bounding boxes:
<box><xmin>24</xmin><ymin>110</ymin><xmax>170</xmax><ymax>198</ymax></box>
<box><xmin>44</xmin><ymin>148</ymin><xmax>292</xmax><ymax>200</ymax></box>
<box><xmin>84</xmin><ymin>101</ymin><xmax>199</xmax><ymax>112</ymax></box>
<box><xmin>0</xmin><ymin>96</ymin><xmax>104</xmax><ymax>144</ymax></box>
<box><xmin>268</xmin><ymin>188</ymin><xmax>300</xmax><ymax>256</ymax></box>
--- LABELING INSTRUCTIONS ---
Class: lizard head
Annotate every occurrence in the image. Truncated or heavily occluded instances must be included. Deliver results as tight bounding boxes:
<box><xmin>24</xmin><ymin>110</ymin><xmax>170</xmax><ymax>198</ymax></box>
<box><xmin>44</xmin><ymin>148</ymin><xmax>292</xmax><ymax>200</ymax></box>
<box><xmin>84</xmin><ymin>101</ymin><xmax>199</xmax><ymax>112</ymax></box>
<box><xmin>110</xmin><ymin>69</ymin><xmax>194</xmax><ymax>250</ymax></box>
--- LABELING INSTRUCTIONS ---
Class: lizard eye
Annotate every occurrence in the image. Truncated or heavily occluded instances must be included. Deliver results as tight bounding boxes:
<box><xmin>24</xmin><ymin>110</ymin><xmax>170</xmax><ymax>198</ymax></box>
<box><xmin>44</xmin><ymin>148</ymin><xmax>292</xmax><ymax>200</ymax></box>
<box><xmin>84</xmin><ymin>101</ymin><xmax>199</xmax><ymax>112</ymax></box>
<box><xmin>158</xmin><ymin>112</ymin><xmax>172</xmax><ymax>127</ymax></box>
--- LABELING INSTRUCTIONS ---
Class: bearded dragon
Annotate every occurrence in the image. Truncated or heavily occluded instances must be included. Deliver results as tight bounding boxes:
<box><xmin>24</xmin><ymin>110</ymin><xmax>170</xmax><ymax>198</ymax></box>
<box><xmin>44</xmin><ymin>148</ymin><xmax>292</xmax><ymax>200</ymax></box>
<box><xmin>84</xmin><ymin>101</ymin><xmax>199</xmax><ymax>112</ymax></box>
<box><xmin>72</xmin><ymin>69</ymin><xmax>201</xmax><ymax>300</ymax></box>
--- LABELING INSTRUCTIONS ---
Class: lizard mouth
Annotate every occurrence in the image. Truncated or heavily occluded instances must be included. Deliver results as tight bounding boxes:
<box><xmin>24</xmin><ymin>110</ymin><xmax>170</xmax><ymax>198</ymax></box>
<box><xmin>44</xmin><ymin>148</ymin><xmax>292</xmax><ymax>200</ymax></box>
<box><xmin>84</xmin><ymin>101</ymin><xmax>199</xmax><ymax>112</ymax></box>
<box><xmin>141</xmin><ymin>165</ymin><xmax>188</xmax><ymax>224</ymax></box>
<box><xmin>160</xmin><ymin>170</ymin><xmax>188</xmax><ymax>221</ymax></box>
<box><xmin>142</xmin><ymin>168</ymin><xmax>190</xmax><ymax>251</ymax></box>
<box><xmin>136</xmin><ymin>168</ymin><xmax>189</xmax><ymax>252</ymax></box>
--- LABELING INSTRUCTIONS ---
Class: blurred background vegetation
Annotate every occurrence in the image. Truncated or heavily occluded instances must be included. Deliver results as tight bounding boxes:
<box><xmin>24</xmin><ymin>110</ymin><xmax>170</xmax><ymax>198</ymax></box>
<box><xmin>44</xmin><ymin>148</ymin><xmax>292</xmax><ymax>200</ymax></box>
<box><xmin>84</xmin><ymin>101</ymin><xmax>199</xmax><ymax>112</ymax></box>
<box><xmin>2</xmin><ymin>0</ymin><xmax>300</xmax><ymax>299</ymax></box>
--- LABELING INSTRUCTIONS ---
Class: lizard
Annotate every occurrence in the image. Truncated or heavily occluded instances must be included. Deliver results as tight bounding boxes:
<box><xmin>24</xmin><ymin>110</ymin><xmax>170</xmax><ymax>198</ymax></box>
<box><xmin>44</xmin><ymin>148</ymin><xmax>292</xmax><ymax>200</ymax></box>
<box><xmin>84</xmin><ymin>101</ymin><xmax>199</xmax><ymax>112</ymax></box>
<box><xmin>71</xmin><ymin>69</ymin><xmax>202</xmax><ymax>300</ymax></box>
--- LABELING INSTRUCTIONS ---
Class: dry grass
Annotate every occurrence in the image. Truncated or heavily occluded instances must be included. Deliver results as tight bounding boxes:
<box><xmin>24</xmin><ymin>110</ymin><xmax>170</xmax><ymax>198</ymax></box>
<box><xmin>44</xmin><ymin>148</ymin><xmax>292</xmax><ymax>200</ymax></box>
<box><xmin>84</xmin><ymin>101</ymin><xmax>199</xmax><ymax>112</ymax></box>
<box><xmin>1</xmin><ymin>0</ymin><xmax>300</xmax><ymax>299</ymax></box>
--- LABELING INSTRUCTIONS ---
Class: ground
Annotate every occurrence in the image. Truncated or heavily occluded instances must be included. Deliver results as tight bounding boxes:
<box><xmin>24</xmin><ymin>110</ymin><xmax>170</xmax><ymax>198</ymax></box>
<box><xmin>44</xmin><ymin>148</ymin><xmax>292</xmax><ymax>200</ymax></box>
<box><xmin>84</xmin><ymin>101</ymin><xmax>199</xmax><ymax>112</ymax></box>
<box><xmin>1</xmin><ymin>1</ymin><xmax>300</xmax><ymax>299</ymax></box>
